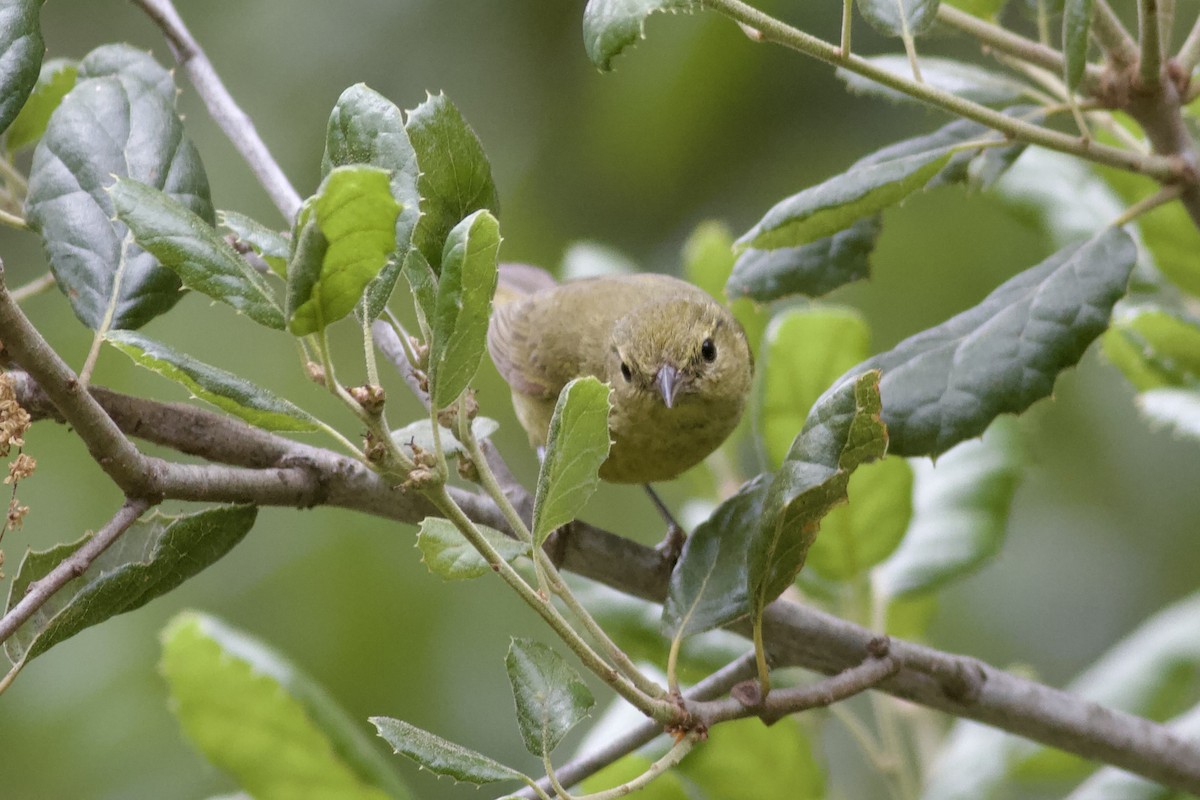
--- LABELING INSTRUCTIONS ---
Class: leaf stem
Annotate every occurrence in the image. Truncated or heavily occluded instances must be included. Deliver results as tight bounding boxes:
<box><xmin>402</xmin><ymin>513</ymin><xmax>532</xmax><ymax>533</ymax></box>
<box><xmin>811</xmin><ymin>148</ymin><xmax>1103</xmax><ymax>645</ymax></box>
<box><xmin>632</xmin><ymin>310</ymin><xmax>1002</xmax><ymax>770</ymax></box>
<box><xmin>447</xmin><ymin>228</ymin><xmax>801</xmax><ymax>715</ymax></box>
<box><xmin>936</xmin><ymin>5</ymin><xmax>1078</xmax><ymax>82</ymax></box>
<box><xmin>700</xmin><ymin>0</ymin><xmax>1181</xmax><ymax>181</ymax></box>
<box><xmin>0</xmin><ymin>208</ymin><xmax>27</xmax><ymax>230</ymax></box>
<box><xmin>80</xmin><ymin>234</ymin><xmax>136</xmax><ymax>388</ymax></box>
<box><xmin>1139</xmin><ymin>0</ymin><xmax>1164</xmax><ymax>88</ymax></box>
<box><xmin>840</xmin><ymin>0</ymin><xmax>852</xmax><ymax>56</ymax></box>
<box><xmin>0</xmin><ymin>156</ymin><xmax>28</xmax><ymax>197</ymax></box>
<box><xmin>8</xmin><ymin>272</ymin><xmax>56</xmax><ymax>303</ymax></box>
<box><xmin>1177</xmin><ymin>14</ymin><xmax>1200</xmax><ymax>73</ymax></box>
<box><xmin>1110</xmin><ymin>183</ymin><xmax>1184</xmax><ymax>226</ymax></box>
<box><xmin>572</xmin><ymin>735</ymin><xmax>699</xmax><ymax>800</ymax></box>
<box><xmin>542</xmin><ymin>752</ymin><xmax>574</xmax><ymax>800</ymax></box>
<box><xmin>1092</xmin><ymin>0</ymin><xmax>1141</xmax><ymax>67</ymax></box>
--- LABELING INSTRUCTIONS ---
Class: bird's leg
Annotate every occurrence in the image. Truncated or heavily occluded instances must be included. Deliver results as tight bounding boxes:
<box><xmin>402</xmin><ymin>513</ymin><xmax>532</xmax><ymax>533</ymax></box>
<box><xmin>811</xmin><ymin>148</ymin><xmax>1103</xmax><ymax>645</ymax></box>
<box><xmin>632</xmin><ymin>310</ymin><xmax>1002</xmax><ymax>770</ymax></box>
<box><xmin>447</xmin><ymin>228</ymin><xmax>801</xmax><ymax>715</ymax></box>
<box><xmin>645</xmin><ymin>484</ymin><xmax>686</xmax><ymax>564</ymax></box>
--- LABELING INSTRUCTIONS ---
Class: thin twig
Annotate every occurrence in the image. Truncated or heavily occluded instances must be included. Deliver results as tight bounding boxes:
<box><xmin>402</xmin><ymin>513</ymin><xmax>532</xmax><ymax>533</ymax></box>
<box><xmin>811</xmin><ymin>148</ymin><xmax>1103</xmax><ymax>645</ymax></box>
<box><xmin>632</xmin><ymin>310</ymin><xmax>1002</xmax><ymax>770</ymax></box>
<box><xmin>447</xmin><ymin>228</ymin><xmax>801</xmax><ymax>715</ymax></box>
<box><xmin>8</xmin><ymin>273</ymin><xmax>56</xmax><ymax>303</ymax></box>
<box><xmin>839</xmin><ymin>0</ymin><xmax>852</xmax><ymax>56</ymax></box>
<box><xmin>131</xmin><ymin>0</ymin><xmax>303</xmax><ymax>221</ymax></box>
<box><xmin>1139</xmin><ymin>0</ymin><xmax>1164</xmax><ymax>88</ymax></box>
<box><xmin>1092</xmin><ymin>0</ymin><xmax>1141</xmax><ymax>67</ymax></box>
<box><xmin>573</xmin><ymin>734</ymin><xmax>699</xmax><ymax>800</ymax></box>
<box><xmin>0</xmin><ymin>208</ymin><xmax>26</xmax><ymax>230</ymax></box>
<box><xmin>0</xmin><ymin>498</ymin><xmax>150</xmax><ymax>647</ymax></box>
<box><xmin>1177</xmin><ymin>15</ymin><xmax>1200</xmax><ymax>73</ymax></box>
<box><xmin>1110</xmin><ymin>183</ymin><xmax>1184</xmax><ymax>226</ymax></box>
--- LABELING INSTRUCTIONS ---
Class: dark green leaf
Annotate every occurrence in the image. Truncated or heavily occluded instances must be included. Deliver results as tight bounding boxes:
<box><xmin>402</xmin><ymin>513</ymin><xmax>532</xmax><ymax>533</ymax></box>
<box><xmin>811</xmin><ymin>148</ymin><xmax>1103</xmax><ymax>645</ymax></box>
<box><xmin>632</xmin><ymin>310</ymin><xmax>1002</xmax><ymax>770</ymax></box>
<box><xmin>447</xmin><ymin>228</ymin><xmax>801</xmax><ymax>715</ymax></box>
<box><xmin>371</xmin><ymin>717</ymin><xmax>525</xmax><ymax>785</ymax></box>
<box><xmin>110</xmin><ymin>179</ymin><xmax>285</xmax><ymax>329</ymax></box>
<box><xmin>750</xmin><ymin>371</ymin><xmax>887</xmax><ymax>617</ymax></box>
<box><xmin>582</xmin><ymin>0</ymin><xmax>699</xmax><ymax>71</ymax></box>
<box><xmin>416</xmin><ymin>516</ymin><xmax>529</xmax><ymax>581</ymax></box>
<box><xmin>806</xmin><ymin>457</ymin><xmax>913</xmax><ymax>581</ymax></box>
<box><xmin>220</xmin><ymin>209</ymin><xmax>289</xmax><ymax>277</ymax></box>
<box><xmin>505</xmin><ymin>638</ymin><xmax>595</xmax><ymax>756</ymax></box>
<box><xmin>25</xmin><ymin>44</ymin><xmax>211</xmax><ymax>330</ymax></box>
<box><xmin>401</xmin><ymin>248</ymin><xmax>438</xmax><ymax>341</ymax></box>
<box><xmin>682</xmin><ymin>221</ymin><xmax>767</xmax><ymax>354</ymax></box>
<box><xmin>676</xmin><ymin>717</ymin><xmax>825</xmax><ymax>800</ymax></box>
<box><xmin>874</xmin><ymin>418</ymin><xmax>1022</xmax><ymax>597</ymax></box>
<box><xmin>0</xmin><ymin>0</ymin><xmax>44</xmax><ymax>136</ymax></box>
<box><xmin>837</xmin><ymin>55</ymin><xmax>1031</xmax><ymax>107</ymax></box>
<box><xmin>161</xmin><ymin>612</ymin><xmax>410</xmax><ymax>800</ymax></box>
<box><xmin>1102</xmin><ymin>307</ymin><xmax>1200</xmax><ymax>391</ymax></box>
<box><xmin>662</xmin><ymin>474</ymin><xmax>768</xmax><ymax>638</ymax></box>
<box><xmin>405</xmin><ymin>92</ymin><xmax>499</xmax><ymax>272</ymax></box>
<box><xmin>5</xmin><ymin>506</ymin><xmax>255</xmax><ymax>666</ymax></box>
<box><xmin>105</xmin><ymin>330</ymin><xmax>318</xmax><ymax>432</ymax></box>
<box><xmin>1063</xmin><ymin>0</ymin><xmax>1095</xmax><ymax>92</ymax></box>
<box><xmin>736</xmin><ymin>149</ymin><xmax>952</xmax><ymax>251</ymax></box>
<box><xmin>759</xmin><ymin>307</ymin><xmax>872</xmax><ymax>468</ymax></box>
<box><xmin>857</xmin><ymin>0</ymin><xmax>941</xmax><ymax>37</ymax></box>
<box><xmin>324</xmin><ymin>84</ymin><xmax>421</xmax><ymax>320</ymax></box>
<box><xmin>727</xmin><ymin>217</ymin><xmax>881</xmax><ymax>302</ymax></box>
<box><xmin>5</xmin><ymin>57</ymin><xmax>75</xmax><ymax>153</ymax></box>
<box><xmin>427</xmin><ymin>209</ymin><xmax>501</xmax><ymax>408</ymax></box>
<box><xmin>531</xmin><ymin>377</ymin><xmax>613</xmax><ymax>546</ymax></box>
<box><xmin>286</xmin><ymin>165</ymin><xmax>400</xmax><ymax>335</ymax></box>
<box><xmin>831</xmin><ymin>228</ymin><xmax>1135</xmax><ymax>457</ymax></box>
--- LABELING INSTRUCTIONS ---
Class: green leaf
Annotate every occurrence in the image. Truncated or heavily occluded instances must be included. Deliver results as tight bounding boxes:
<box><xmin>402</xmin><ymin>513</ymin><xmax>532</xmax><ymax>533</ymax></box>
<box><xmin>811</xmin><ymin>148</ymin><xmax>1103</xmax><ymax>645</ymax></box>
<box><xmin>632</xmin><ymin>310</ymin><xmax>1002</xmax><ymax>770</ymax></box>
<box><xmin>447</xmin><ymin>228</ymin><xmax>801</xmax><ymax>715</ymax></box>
<box><xmin>1062</xmin><ymin>0</ymin><xmax>1095</xmax><ymax>92</ymax></box>
<box><xmin>857</xmin><ymin>0</ymin><xmax>941</xmax><ymax>37</ymax></box>
<box><xmin>681</xmin><ymin>221</ymin><xmax>768</xmax><ymax>354</ymax></box>
<box><xmin>5</xmin><ymin>506</ymin><xmax>255</xmax><ymax>666</ymax></box>
<box><xmin>371</xmin><ymin>717</ymin><xmax>525</xmax><ymax>785</ymax></box>
<box><xmin>727</xmin><ymin>217</ymin><xmax>881</xmax><ymax>302</ymax></box>
<box><xmin>405</xmin><ymin>92</ymin><xmax>499</xmax><ymax>272</ymax></box>
<box><xmin>662</xmin><ymin>474</ymin><xmax>768</xmax><ymax>638</ymax></box>
<box><xmin>837</xmin><ymin>55</ymin><xmax>1030</xmax><ymax>106</ymax></box>
<box><xmin>805</xmin><ymin>457</ymin><xmax>913</xmax><ymax>581</ymax></box>
<box><xmin>161</xmin><ymin>612</ymin><xmax>410</xmax><ymax>800</ymax></box>
<box><xmin>505</xmin><ymin>638</ymin><xmax>595</xmax><ymax>756</ymax></box>
<box><xmin>105</xmin><ymin>330</ymin><xmax>318</xmax><ymax>432</ymax></box>
<box><xmin>531</xmin><ymin>377</ymin><xmax>613</xmax><ymax>546</ymax></box>
<box><xmin>582</xmin><ymin>0</ymin><xmax>699</xmax><ymax>71</ymax></box>
<box><xmin>736</xmin><ymin>149</ymin><xmax>953</xmax><ymax>251</ymax></box>
<box><xmin>390</xmin><ymin>416</ymin><xmax>499</xmax><ymax>461</ymax></box>
<box><xmin>944</xmin><ymin>0</ymin><xmax>1006</xmax><ymax>18</ymax></box>
<box><xmin>26</xmin><ymin>44</ymin><xmax>210</xmax><ymax>330</ymax></box>
<box><xmin>750</xmin><ymin>371</ymin><xmax>887</xmax><ymax>617</ymax></box>
<box><xmin>427</xmin><ymin>209</ymin><xmax>501</xmax><ymax>408</ymax></box>
<box><xmin>759</xmin><ymin>307</ymin><xmax>872</xmax><ymax>468</ymax></box>
<box><xmin>836</xmin><ymin>227</ymin><xmax>1135</xmax><ymax>457</ymax></box>
<box><xmin>676</xmin><ymin>717</ymin><xmax>824</xmax><ymax>800</ymax></box>
<box><xmin>0</xmin><ymin>0</ymin><xmax>44</xmax><ymax>136</ymax></box>
<box><xmin>324</xmin><ymin>84</ymin><xmax>421</xmax><ymax>320</ymax></box>
<box><xmin>873</xmin><ymin>418</ymin><xmax>1022</xmax><ymax>598</ymax></box>
<box><xmin>220</xmin><ymin>209</ymin><xmax>289</xmax><ymax>277</ymax></box>
<box><xmin>286</xmin><ymin>165</ymin><xmax>400</xmax><ymax>335</ymax></box>
<box><xmin>401</xmin><ymin>247</ymin><xmax>438</xmax><ymax>341</ymax></box>
<box><xmin>416</xmin><ymin>516</ymin><xmax>529</xmax><ymax>581</ymax></box>
<box><xmin>110</xmin><ymin>179</ymin><xmax>285</xmax><ymax>329</ymax></box>
<box><xmin>1103</xmin><ymin>307</ymin><xmax>1200</xmax><ymax>391</ymax></box>
<box><xmin>4</xmin><ymin>57</ymin><xmax>75</xmax><ymax>153</ymax></box>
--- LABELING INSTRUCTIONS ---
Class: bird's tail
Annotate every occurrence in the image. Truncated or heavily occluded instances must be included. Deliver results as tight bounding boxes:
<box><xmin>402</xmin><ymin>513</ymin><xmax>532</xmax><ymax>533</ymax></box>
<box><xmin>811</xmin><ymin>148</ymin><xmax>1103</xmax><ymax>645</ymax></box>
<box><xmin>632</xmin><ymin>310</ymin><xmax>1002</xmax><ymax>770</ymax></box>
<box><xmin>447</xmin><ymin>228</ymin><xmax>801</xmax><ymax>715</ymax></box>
<box><xmin>494</xmin><ymin>263</ymin><xmax>557</xmax><ymax>307</ymax></box>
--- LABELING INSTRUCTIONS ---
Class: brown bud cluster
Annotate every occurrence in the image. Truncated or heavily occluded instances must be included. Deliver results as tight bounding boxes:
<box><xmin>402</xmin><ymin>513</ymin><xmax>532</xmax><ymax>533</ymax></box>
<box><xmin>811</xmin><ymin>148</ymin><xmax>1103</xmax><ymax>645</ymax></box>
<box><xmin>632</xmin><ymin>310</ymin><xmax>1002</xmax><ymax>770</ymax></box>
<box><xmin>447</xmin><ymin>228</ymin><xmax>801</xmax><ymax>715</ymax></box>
<box><xmin>304</xmin><ymin>361</ymin><xmax>327</xmax><ymax>386</ymax></box>
<box><xmin>0</xmin><ymin>373</ymin><xmax>30</xmax><ymax>457</ymax></box>
<box><xmin>350</xmin><ymin>384</ymin><xmax>386</xmax><ymax>415</ymax></box>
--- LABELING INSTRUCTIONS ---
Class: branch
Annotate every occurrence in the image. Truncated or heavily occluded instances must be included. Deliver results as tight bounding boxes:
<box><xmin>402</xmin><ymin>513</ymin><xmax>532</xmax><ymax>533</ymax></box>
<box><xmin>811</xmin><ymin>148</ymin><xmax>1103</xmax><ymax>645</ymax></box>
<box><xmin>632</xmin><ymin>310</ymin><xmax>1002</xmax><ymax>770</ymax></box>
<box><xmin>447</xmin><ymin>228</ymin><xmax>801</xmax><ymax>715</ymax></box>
<box><xmin>1177</xmin><ymin>15</ymin><xmax>1200</xmax><ymax>74</ymax></box>
<box><xmin>1139</xmin><ymin>0</ymin><xmax>1164</xmax><ymax>88</ymax></box>
<box><xmin>1092</xmin><ymin>0</ymin><xmax>1141</xmax><ymax>68</ymax></box>
<box><xmin>131</xmin><ymin>0</ymin><xmax>303</xmax><ymax>222</ymax></box>
<box><xmin>0</xmin><ymin>498</ymin><xmax>150</xmax><ymax>645</ymax></box>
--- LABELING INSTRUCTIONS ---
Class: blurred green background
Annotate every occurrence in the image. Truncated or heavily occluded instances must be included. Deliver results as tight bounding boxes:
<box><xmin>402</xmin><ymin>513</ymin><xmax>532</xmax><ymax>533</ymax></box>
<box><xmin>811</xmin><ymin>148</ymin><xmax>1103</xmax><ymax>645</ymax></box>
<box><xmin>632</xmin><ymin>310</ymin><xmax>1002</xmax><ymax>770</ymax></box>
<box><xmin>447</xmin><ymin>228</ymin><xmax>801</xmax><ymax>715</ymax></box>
<box><xmin>1</xmin><ymin>1</ymin><xmax>1198</xmax><ymax>798</ymax></box>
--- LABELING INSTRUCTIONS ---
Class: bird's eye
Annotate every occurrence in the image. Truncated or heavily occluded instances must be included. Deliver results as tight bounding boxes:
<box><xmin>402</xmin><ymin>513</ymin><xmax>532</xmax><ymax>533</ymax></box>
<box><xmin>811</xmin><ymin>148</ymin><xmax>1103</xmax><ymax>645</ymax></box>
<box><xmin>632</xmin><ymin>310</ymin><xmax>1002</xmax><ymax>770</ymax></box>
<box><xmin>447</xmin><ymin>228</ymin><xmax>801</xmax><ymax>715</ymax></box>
<box><xmin>701</xmin><ymin>337</ymin><xmax>717</xmax><ymax>363</ymax></box>
<box><xmin>620</xmin><ymin>362</ymin><xmax>632</xmax><ymax>382</ymax></box>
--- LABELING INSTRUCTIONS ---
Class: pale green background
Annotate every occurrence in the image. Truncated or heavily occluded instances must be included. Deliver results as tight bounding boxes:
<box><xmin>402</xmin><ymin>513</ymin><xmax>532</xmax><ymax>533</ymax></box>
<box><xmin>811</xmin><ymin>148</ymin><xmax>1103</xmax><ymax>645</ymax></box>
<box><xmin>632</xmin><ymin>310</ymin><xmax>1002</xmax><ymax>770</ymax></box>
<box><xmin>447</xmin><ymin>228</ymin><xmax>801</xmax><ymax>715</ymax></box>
<box><xmin>1</xmin><ymin>1</ymin><xmax>1198</xmax><ymax>798</ymax></box>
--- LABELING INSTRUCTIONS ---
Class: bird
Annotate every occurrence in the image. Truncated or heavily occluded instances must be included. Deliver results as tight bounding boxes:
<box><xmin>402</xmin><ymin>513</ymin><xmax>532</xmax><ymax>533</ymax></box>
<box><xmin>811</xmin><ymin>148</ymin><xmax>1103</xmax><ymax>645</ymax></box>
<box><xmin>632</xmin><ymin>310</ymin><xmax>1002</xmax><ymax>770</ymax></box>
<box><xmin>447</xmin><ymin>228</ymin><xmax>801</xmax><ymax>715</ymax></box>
<box><xmin>487</xmin><ymin>263</ymin><xmax>753</xmax><ymax>553</ymax></box>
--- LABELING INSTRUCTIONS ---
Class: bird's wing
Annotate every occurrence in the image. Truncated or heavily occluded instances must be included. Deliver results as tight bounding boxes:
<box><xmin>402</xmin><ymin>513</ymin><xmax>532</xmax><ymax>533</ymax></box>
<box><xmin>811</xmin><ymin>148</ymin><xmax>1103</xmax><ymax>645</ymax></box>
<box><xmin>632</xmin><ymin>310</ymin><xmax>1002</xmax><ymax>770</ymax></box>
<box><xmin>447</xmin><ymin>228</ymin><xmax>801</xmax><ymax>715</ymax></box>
<box><xmin>487</xmin><ymin>298</ymin><xmax>559</xmax><ymax>399</ymax></box>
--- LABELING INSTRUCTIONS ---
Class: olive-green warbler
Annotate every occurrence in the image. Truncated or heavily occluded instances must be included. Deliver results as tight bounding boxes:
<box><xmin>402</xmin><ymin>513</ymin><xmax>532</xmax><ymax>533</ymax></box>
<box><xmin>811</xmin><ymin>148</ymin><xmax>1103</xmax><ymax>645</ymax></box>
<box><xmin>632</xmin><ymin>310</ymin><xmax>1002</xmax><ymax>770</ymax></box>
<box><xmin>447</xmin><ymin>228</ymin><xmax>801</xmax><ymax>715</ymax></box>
<box><xmin>487</xmin><ymin>264</ymin><xmax>753</xmax><ymax>485</ymax></box>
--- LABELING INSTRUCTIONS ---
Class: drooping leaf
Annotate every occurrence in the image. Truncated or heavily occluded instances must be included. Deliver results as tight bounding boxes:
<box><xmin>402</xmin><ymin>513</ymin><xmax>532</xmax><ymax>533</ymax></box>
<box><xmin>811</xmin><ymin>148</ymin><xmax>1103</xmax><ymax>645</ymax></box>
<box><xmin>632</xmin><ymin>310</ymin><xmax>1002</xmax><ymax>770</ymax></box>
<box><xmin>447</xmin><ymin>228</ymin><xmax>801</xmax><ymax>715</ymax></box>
<box><xmin>873</xmin><ymin>417</ymin><xmax>1023</xmax><ymax>598</ymax></box>
<box><xmin>371</xmin><ymin>717</ymin><xmax>525</xmax><ymax>785</ymax></box>
<box><xmin>830</xmin><ymin>227</ymin><xmax>1135</xmax><ymax>457</ymax></box>
<box><xmin>736</xmin><ymin>149</ymin><xmax>953</xmax><ymax>251</ymax></box>
<box><xmin>676</xmin><ymin>717</ymin><xmax>825</xmax><ymax>800</ymax></box>
<box><xmin>531</xmin><ymin>377</ymin><xmax>613</xmax><ymax>546</ymax></box>
<box><xmin>857</xmin><ymin>0</ymin><xmax>941</xmax><ymax>38</ymax></box>
<box><xmin>759</xmin><ymin>307</ymin><xmax>872</xmax><ymax>468</ymax></box>
<box><xmin>582</xmin><ymin>0</ymin><xmax>699</xmax><ymax>71</ymax></box>
<box><xmin>750</xmin><ymin>371</ymin><xmax>888</xmax><ymax>617</ymax></box>
<box><xmin>1103</xmin><ymin>307</ymin><xmax>1200</xmax><ymax>391</ymax></box>
<box><xmin>323</xmin><ymin>84</ymin><xmax>421</xmax><ymax>320</ymax></box>
<box><xmin>505</xmin><ymin>638</ymin><xmax>595</xmax><ymax>756</ymax></box>
<box><xmin>4</xmin><ymin>57</ymin><xmax>75</xmax><ymax>153</ymax></box>
<box><xmin>1062</xmin><ymin>0</ymin><xmax>1096</xmax><ymax>92</ymax></box>
<box><xmin>805</xmin><ymin>457</ymin><xmax>914</xmax><ymax>581</ymax></box>
<box><xmin>26</xmin><ymin>44</ymin><xmax>211</xmax><ymax>330</ymax></box>
<box><xmin>727</xmin><ymin>217</ymin><xmax>881</xmax><ymax>302</ymax></box>
<box><xmin>416</xmin><ymin>517</ymin><xmax>529</xmax><ymax>581</ymax></box>
<box><xmin>110</xmin><ymin>178</ymin><xmax>285</xmax><ymax>329</ymax></box>
<box><xmin>405</xmin><ymin>93</ymin><xmax>499</xmax><ymax>272</ymax></box>
<box><xmin>0</xmin><ymin>0</ymin><xmax>44</xmax><ymax>136</ymax></box>
<box><xmin>390</xmin><ymin>417</ymin><xmax>499</xmax><ymax>461</ymax></box>
<box><xmin>105</xmin><ymin>330</ymin><xmax>318</xmax><ymax>432</ymax></box>
<box><xmin>427</xmin><ymin>209</ymin><xmax>501</xmax><ymax>408</ymax></box>
<box><xmin>5</xmin><ymin>506</ymin><xmax>256</xmax><ymax>666</ymax></box>
<box><xmin>662</xmin><ymin>474</ymin><xmax>769</xmax><ymax>639</ymax></box>
<box><xmin>220</xmin><ymin>209</ymin><xmax>289</xmax><ymax>277</ymax></box>
<box><xmin>995</xmin><ymin>149</ymin><xmax>1125</xmax><ymax>248</ymax></box>
<box><xmin>837</xmin><ymin>55</ymin><xmax>1032</xmax><ymax>107</ymax></box>
<box><xmin>286</xmin><ymin>165</ymin><xmax>400</xmax><ymax>335</ymax></box>
<box><xmin>161</xmin><ymin>612</ymin><xmax>410</xmax><ymax>800</ymax></box>
<box><xmin>682</xmin><ymin>221</ymin><xmax>768</xmax><ymax>354</ymax></box>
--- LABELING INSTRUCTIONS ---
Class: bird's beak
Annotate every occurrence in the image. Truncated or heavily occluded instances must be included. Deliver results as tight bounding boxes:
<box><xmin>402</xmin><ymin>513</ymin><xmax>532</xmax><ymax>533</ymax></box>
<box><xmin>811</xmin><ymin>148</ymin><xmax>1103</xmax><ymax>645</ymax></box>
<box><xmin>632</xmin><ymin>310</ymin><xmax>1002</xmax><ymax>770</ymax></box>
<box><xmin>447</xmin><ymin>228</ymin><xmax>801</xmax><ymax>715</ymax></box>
<box><xmin>655</xmin><ymin>364</ymin><xmax>679</xmax><ymax>409</ymax></box>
